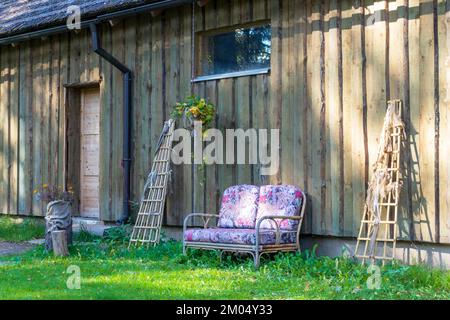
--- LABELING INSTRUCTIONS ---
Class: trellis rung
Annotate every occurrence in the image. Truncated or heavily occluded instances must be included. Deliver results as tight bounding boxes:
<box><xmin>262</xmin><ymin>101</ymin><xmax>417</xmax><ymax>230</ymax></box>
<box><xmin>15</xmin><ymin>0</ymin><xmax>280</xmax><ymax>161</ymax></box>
<box><xmin>361</xmin><ymin>220</ymin><xmax>396</xmax><ymax>224</ymax></box>
<box><xmin>357</xmin><ymin>238</ymin><xmax>395</xmax><ymax>242</ymax></box>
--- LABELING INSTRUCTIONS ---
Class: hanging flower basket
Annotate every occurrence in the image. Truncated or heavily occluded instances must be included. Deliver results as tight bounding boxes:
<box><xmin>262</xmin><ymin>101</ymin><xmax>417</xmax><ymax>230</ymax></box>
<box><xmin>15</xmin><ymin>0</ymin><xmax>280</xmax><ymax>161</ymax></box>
<box><xmin>171</xmin><ymin>95</ymin><xmax>215</xmax><ymax>131</ymax></box>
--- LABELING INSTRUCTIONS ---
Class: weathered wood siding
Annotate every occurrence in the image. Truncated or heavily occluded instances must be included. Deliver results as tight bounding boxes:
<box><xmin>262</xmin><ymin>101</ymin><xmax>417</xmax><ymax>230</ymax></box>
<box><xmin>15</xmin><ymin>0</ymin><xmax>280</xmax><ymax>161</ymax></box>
<box><xmin>0</xmin><ymin>0</ymin><xmax>448</xmax><ymax>244</ymax></box>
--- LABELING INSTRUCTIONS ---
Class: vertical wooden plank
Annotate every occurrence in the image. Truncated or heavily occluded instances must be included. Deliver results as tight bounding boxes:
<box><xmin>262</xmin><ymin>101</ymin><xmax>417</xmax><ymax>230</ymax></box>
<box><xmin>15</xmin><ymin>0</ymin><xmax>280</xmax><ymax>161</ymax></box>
<box><xmin>215</xmin><ymin>1</ymin><xmax>234</xmax><ymax>196</ymax></box>
<box><xmin>232</xmin><ymin>0</ymin><xmax>251</xmax><ymax>187</ymax></box>
<box><xmin>281</xmin><ymin>0</ymin><xmax>294</xmax><ymax>187</ymax></box>
<box><xmin>202</xmin><ymin>0</ymin><xmax>219</xmax><ymax>216</ymax></box>
<box><xmin>306</xmin><ymin>0</ymin><xmax>314</xmax><ymax>230</ymax></box>
<box><xmin>132</xmin><ymin>17</ymin><xmax>142</xmax><ymax>205</ymax></box>
<box><xmin>134</xmin><ymin>14</ymin><xmax>152</xmax><ymax>207</ymax></box>
<box><xmin>364</xmin><ymin>0</ymin><xmax>388</xmax><ymax>244</ymax></box>
<box><xmin>78</xmin><ymin>31</ymin><xmax>87</xmax><ymax>84</ymax></box>
<box><xmin>88</xmin><ymin>28</ymin><xmax>100</xmax><ymax>82</ymax></box>
<box><xmin>305</xmin><ymin>0</ymin><xmax>314</xmax><ymax>233</ymax></box>
<box><xmin>268</xmin><ymin>0</ymin><xmax>282</xmax><ymax>185</ymax></box>
<box><xmin>57</xmin><ymin>36</ymin><xmax>68</xmax><ymax>190</ymax></box>
<box><xmin>205</xmin><ymin>80</ymin><xmax>219</xmax><ymax>214</ymax></box>
<box><xmin>293</xmin><ymin>0</ymin><xmax>310</xmax><ymax>233</ymax></box>
<box><xmin>389</xmin><ymin>0</ymin><xmax>403</xmax><ymax>103</ymax></box>
<box><xmin>111</xmin><ymin>22</ymin><xmax>125</xmax><ymax>221</ymax></box>
<box><xmin>18</xmin><ymin>43</ymin><xmax>29</xmax><ymax>214</ymax></box>
<box><xmin>251</xmin><ymin>74</ymin><xmax>269</xmax><ymax>186</ymax></box>
<box><xmin>235</xmin><ymin>77</ymin><xmax>252</xmax><ymax>184</ymax></box>
<box><xmin>408</xmin><ymin>0</ymin><xmax>422</xmax><ymax>240</ymax></box>
<box><xmin>397</xmin><ymin>0</ymin><xmax>415</xmax><ymax>241</ymax></box>
<box><xmin>217</xmin><ymin>78</ymin><xmax>234</xmax><ymax>192</ymax></box>
<box><xmin>217</xmin><ymin>0</ymin><xmax>232</xmax><ymax>28</ymax></box>
<box><xmin>302</xmin><ymin>0</ymin><xmax>313</xmax><ymax>233</ymax></box>
<box><xmin>169</xmin><ymin>10</ymin><xmax>196</xmax><ymax>218</ymax></box>
<box><xmin>31</xmin><ymin>40</ymin><xmax>42</xmax><ymax>215</ymax></box>
<box><xmin>365</xmin><ymin>0</ymin><xmax>387</xmax><ymax>175</ymax></box>
<box><xmin>164</xmin><ymin>11</ymin><xmax>189</xmax><ymax>225</ymax></box>
<box><xmin>49</xmin><ymin>38</ymin><xmax>58</xmax><ymax>189</ymax></box>
<box><xmin>240</xmin><ymin>0</ymin><xmax>252</xmax><ymax>23</ymax></box>
<box><xmin>25</xmin><ymin>43</ymin><xmax>34</xmax><ymax>215</ymax></box>
<box><xmin>319</xmin><ymin>1</ymin><xmax>328</xmax><ymax>235</ymax></box>
<box><xmin>150</xmin><ymin>12</ymin><xmax>164</xmax><ymax>155</ymax></box>
<box><xmin>389</xmin><ymin>0</ymin><xmax>412</xmax><ymax>240</ymax></box>
<box><xmin>69</xmin><ymin>32</ymin><xmax>81</xmax><ymax>84</ymax></box>
<box><xmin>203</xmin><ymin>0</ymin><xmax>216</xmax><ymax>31</ymax></box>
<box><xmin>9</xmin><ymin>45</ymin><xmax>19</xmax><ymax>215</ymax></box>
<box><xmin>418</xmin><ymin>0</ymin><xmax>436</xmax><ymax>242</ymax></box>
<box><xmin>41</xmin><ymin>39</ymin><xmax>51</xmax><ymax>205</ymax></box>
<box><xmin>231</xmin><ymin>0</ymin><xmax>242</xmax><ymax>25</ymax></box>
<box><xmin>0</xmin><ymin>47</ymin><xmax>9</xmax><ymax>214</ymax></box>
<box><xmin>341</xmin><ymin>0</ymin><xmax>354</xmax><ymax>236</ymax></box>
<box><xmin>432</xmin><ymin>0</ymin><xmax>440</xmax><ymax>244</ymax></box>
<box><xmin>326</xmin><ymin>0</ymin><xmax>343</xmax><ymax>235</ymax></box>
<box><xmin>438</xmin><ymin>0</ymin><xmax>450</xmax><ymax>243</ymax></box>
<box><xmin>83</xmin><ymin>29</ymin><xmax>97</xmax><ymax>82</ymax></box>
<box><xmin>351</xmin><ymin>0</ymin><xmax>366</xmax><ymax>235</ymax></box>
<box><xmin>167</xmin><ymin>5</ymin><xmax>194</xmax><ymax>224</ymax></box>
<box><xmin>99</xmin><ymin>26</ymin><xmax>112</xmax><ymax>220</ymax></box>
<box><xmin>253</xmin><ymin>0</ymin><xmax>269</xmax><ymax>20</ymax></box>
<box><xmin>307</xmin><ymin>0</ymin><xmax>326</xmax><ymax>234</ymax></box>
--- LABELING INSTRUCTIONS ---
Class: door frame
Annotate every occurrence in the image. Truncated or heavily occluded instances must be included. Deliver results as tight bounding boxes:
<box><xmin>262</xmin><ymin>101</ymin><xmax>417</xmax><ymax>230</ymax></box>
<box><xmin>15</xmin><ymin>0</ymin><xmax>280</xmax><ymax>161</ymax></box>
<box><xmin>63</xmin><ymin>81</ymin><xmax>101</xmax><ymax>218</ymax></box>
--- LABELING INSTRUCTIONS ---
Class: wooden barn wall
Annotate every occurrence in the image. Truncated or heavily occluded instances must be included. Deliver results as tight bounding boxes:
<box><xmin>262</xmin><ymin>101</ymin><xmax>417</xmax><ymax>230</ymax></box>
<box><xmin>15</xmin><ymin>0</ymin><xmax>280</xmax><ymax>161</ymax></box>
<box><xmin>0</xmin><ymin>0</ymin><xmax>448</xmax><ymax>244</ymax></box>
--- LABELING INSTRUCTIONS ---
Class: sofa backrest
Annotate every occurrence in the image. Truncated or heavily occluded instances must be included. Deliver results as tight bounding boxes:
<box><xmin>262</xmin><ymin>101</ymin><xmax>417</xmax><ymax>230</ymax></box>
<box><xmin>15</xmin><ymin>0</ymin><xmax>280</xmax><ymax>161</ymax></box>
<box><xmin>217</xmin><ymin>185</ymin><xmax>260</xmax><ymax>229</ymax></box>
<box><xmin>256</xmin><ymin>185</ymin><xmax>304</xmax><ymax>230</ymax></box>
<box><xmin>217</xmin><ymin>184</ymin><xmax>305</xmax><ymax>230</ymax></box>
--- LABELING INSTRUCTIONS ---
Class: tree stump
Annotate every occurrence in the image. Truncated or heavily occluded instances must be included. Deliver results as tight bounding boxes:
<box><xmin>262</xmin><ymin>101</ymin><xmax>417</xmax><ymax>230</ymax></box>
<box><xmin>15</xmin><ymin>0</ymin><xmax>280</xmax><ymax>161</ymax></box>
<box><xmin>51</xmin><ymin>230</ymin><xmax>69</xmax><ymax>256</ymax></box>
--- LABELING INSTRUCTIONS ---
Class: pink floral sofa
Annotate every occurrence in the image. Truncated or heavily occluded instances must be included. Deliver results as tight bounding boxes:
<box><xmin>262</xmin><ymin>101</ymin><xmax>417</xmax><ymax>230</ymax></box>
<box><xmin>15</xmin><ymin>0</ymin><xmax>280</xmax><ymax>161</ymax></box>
<box><xmin>183</xmin><ymin>184</ymin><xmax>306</xmax><ymax>267</ymax></box>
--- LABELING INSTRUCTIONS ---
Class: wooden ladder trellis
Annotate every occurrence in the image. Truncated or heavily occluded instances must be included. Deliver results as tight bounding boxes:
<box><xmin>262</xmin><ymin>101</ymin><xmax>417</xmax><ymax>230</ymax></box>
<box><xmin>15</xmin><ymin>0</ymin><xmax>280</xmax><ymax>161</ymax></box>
<box><xmin>129</xmin><ymin>119</ymin><xmax>175</xmax><ymax>247</ymax></box>
<box><xmin>354</xmin><ymin>100</ymin><xmax>405</xmax><ymax>265</ymax></box>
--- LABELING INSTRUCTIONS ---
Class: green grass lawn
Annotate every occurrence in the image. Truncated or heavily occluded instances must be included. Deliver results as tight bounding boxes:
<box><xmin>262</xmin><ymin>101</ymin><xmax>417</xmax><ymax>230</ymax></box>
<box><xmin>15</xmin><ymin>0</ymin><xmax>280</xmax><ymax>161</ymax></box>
<box><xmin>0</xmin><ymin>215</ymin><xmax>45</xmax><ymax>242</ymax></box>
<box><xmin>0</xmin><ymin>217</ymin><xmax>449</xmax><ymax>300</ymax></box>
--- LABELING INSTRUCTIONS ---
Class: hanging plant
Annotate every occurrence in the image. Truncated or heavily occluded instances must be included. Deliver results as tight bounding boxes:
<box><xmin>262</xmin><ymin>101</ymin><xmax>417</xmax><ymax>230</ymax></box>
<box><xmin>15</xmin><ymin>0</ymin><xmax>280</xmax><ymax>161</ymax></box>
<box><xmin>171</xmin><ymin>95</ymin><xmax>215</xmax><ymax>131</ymax></box>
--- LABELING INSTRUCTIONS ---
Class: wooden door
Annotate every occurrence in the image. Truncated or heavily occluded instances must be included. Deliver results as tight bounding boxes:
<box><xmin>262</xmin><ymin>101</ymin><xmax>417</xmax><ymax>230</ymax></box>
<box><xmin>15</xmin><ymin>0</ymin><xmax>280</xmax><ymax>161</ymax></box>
<box><xmin>79</xmin><ymin>88</ymin><xmax>100</xmax><ymax>218</ymax></box>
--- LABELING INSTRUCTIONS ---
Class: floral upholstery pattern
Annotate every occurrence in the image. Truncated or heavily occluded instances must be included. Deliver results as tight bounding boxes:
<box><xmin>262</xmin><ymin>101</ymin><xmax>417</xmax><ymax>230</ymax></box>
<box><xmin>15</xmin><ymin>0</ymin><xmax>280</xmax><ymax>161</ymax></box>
<box><xmin>217</xmin><ymin>185</ymin><xmax>260</xmax><ymax>229</ymax></box>
<box><xmin>184</xmin><ymin>228</ymin><xmax>297</xmax><ymax>245</ymax></box>
<box><xmin>256</xmin><ymin>185</ymin><xmax>304</xmax><ymax>230</ymax></box>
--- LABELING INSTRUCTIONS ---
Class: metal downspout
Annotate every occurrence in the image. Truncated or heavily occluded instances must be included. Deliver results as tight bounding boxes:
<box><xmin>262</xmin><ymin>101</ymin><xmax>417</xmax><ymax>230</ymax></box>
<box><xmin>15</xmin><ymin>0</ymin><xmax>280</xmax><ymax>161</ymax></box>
<box><xmin>90</xmin><ymin>23</ymin><xmax>132</xmax><ymax>224</ymax></box>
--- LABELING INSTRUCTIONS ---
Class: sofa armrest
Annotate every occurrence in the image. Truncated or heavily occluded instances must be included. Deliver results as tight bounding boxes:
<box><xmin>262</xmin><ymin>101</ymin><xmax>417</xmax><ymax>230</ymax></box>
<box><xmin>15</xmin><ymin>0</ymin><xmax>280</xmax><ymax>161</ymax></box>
<box><xmin>183</xmin><ymin>213</ymin><xmax>219</xmax><ymax>233</ymax></box>
<box><xmin>255</xmin><ymin>215</ymin><xmax>303</xmax><ymax>247</ymax></box>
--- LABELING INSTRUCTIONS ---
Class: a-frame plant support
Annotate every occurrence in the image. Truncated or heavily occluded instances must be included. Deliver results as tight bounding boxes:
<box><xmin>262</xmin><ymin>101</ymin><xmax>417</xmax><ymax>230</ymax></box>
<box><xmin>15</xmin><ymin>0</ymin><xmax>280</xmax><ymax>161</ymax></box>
<box><xmin>129</xmin><ymin>119</ymin><xmax>175</xmax><ymax>247</ymax></box>
<box><xmin>354</xmin><ymin>100</ymin><xmax>405</xmax><ymax>265</ymax></box>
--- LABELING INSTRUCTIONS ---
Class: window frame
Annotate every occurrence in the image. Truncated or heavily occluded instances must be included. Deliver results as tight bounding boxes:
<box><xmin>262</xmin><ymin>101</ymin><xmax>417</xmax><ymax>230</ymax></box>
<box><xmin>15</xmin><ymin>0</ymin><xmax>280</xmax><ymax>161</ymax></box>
<box><xmin>192</xmin><ymin>20</ymin><xmax>272</xmax><ymax>82</ymax></box>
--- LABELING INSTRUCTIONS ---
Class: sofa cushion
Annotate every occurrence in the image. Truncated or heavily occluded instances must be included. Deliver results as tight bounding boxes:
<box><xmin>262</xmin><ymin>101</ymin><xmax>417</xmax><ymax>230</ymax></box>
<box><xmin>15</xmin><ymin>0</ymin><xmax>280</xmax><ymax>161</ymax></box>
<box><xmin>184</xmin><ymin>228</ymin><xmax>296</xmax><ymax>245</ymax></box>
<box><xmin>256</xmin><ymin>185</ymin><xmax>304</xmax><ymax>230</ymax></box>
<box><xmin>217</xmin><ymin>185</ymin><xmax>260</xmax><ymax>229</ymax></box>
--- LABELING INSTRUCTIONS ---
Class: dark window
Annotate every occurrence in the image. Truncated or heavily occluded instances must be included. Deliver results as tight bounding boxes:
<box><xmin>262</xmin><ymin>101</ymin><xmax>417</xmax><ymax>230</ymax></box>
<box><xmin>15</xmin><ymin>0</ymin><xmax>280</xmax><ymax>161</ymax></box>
<box><xmin>196</xmin><ymin>23</ymin><xmax>271</xmax><ymax>78</ymax></box>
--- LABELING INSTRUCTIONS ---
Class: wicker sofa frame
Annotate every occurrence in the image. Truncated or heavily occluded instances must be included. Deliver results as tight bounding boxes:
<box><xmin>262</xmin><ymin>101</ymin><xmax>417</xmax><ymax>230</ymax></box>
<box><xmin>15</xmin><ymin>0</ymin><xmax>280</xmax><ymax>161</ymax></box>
<box><xmin>182</xmin><ymin>189</ymin><xmax>307</xmax><ymax>268</ymax></box>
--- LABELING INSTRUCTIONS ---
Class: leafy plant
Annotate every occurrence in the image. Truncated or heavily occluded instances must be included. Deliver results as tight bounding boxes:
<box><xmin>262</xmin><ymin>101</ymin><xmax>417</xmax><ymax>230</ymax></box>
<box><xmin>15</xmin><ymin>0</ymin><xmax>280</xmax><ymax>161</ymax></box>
<box><xmin>171</xmin><ymin>95</ymin><xmax>215</xmax><ymax>130</ymax></box>
<box><xmin>103</xmin><ymin>224</ymin><xmax>131</xmax><ymax>244</ymax></box>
